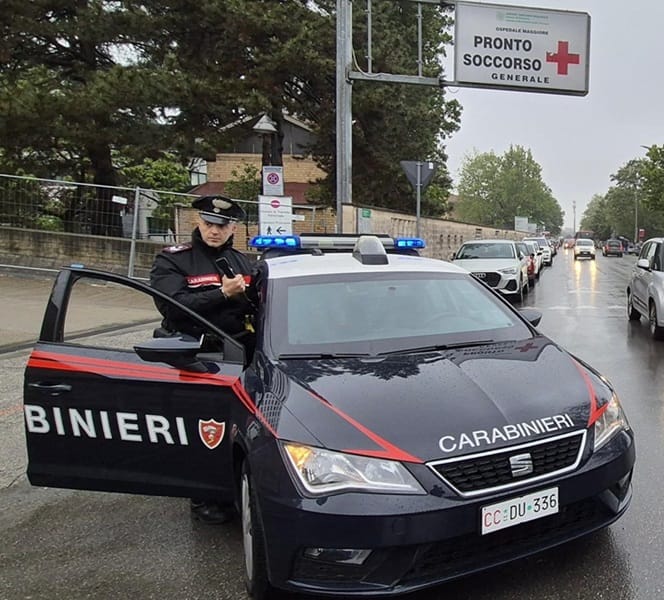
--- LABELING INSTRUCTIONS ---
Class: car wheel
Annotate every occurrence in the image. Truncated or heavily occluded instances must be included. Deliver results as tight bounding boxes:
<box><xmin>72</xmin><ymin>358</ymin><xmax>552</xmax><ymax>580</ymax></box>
<box><xmin>627</xmin><ymin>291</ymin><xmax>640</xmax><ymax>321</ymax></box>
<box><xmin>241</xmin><ymin>461</ymin><xmax>273</xmax><ymax>600</ymax></box>
<box><xmin>649</xmin><ymin>303</ymin><xmax>664</xmax><ymax>340</ymax></box>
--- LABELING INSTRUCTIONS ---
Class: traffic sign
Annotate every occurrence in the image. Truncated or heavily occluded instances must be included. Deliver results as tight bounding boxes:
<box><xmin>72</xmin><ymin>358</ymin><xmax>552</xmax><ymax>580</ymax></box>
<box><xmin>262</xmin><ymin>166</ymin><xmax>284</xmax><ymax>196</ymax></box>
<box><xmin>258</xmin><ymin>195</ymin><xmax>293</xmax><ymax>235</ymax></box>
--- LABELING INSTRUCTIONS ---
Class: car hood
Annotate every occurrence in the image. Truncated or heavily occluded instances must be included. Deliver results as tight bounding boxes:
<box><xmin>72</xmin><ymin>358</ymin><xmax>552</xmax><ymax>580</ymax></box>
<box><xmin>269</xmin><ymin>337</ymin><xmax>611</xmax><ymax>463</ymax></box>
<box><xmin>452</xmin><ymin>258</ymin><xmax>520</xmax><ymax>272</ymax></box>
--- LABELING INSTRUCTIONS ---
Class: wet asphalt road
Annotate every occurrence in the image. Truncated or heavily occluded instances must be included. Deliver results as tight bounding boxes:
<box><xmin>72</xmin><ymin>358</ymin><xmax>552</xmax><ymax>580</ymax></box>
<box><xmin>1</xmin><ymin>250</ymin><xmax>663</xmax><ymax>599</ymax></box>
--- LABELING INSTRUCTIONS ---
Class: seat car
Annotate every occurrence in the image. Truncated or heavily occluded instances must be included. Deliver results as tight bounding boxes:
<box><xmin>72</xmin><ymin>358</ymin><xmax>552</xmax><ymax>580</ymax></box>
<box><xmin>627</xmin><ymin>237</ymin><xmax>664</xmax><ymax>339</ymax></box>
<box><xmin>23</xmin><ymin>234</ymin><xmax>635</xmax><ymax>599</ymax></box>
<box><xmin>523</xmin><ymin>236</ymin><xmax>553</xmax><ymax>266</ymax></box>
<box><xmin>451</xmin><ymin>239</ymin><xmax>529</xmax><ymax>302</ymax></box>
<box><xmin>602</xmin><ymin>239</ymin><xmax>623</xmax><ymax>257</ymax></box>
<box><xmin>574</xmin><ymin>238</ymin><xmax>596</xmax><ymax>260</ymax></box>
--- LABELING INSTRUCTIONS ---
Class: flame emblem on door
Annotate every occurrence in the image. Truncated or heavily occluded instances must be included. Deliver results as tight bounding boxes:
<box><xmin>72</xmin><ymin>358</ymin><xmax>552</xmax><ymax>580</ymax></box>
<box><xmin>198</xmin><ymin>419</ymin><xmax>225</xmax><ymax>450</ymax></box>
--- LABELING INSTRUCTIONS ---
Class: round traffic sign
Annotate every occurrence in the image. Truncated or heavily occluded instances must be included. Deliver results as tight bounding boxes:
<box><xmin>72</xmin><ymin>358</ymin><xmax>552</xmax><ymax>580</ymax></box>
<box><xmin>270</xmin><ymin>199</ymin><xmax>281</xmax><ymax>208</ymax></box>
<box><xmin>266</xmin><ymin>173</ymin><xmax>280</xmax><ymax>185</ymax></box>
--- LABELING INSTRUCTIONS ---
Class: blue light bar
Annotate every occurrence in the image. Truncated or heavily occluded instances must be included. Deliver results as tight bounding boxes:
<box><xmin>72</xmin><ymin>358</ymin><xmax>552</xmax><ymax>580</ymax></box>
<box><xmin>395</xmin><ymin>237</ymin><xmax>426</xmax><ymax>249</ymax></box>
<box><xmin>249</xmin><ymin>235</ymin><xmax>301</xmax><ymax>249</ymax></box>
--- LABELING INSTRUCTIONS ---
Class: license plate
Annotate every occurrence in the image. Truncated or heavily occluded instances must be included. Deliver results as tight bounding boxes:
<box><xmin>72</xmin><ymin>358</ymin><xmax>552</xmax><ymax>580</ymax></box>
<box><xmin>481</xmin><ymin>487</ymin><xmax>558</xmax><ymax>535</ymax></box>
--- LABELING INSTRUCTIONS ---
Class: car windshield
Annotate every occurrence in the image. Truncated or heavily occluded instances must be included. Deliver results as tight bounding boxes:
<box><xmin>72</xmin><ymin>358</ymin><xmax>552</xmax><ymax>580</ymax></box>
<box><xmin>576</xmin><ymin>239</ymin><xmax>593</xmax><ymax>247</ymax></box>
<box><xmin>524</xmin><ymin>238</ymin><xmax>547</xmax><ymax>248</ymax></box>
<box><xmin>607</xmin><ymin>241</ymin><xmax>621</xmax><ymax>247</ymax></box>
<box><xmin>455</xmin><ymin>243</ymin><xmax>515</xmax><ymax>259</ymax></box>
<box><xmin>267</xmin><ymin>272</ymin><xmax>533</xmax><ymax>357</ymax></box>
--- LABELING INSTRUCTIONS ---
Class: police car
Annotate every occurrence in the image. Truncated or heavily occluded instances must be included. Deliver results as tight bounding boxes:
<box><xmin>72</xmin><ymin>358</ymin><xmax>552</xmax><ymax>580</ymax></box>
<box><xmin>23</xmin><ymin>234</ymin><xmax>635</xmax><ymax>599</ymax></box>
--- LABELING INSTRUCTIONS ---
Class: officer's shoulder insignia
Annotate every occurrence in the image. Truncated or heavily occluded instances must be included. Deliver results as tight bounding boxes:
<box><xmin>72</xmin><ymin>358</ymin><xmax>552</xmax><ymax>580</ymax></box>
<box><xmin>163</xmin><ymin>242</ymin><xmax>192</xmax><ymax>254</ymax></box>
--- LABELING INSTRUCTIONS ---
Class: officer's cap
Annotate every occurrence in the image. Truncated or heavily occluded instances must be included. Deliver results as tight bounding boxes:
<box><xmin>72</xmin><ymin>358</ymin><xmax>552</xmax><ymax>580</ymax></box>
<box><xmin>192</xmin><ymin>195</ymin><xmax>246</xmax><ymax>225</ymax></box>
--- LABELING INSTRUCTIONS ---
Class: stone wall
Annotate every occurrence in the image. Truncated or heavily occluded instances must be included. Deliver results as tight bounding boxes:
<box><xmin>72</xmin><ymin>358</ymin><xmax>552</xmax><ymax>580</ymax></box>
<box><xmin>1</xmin><ymin>206</ymin><xmax>525</xmax><ymax>278</ymax></box>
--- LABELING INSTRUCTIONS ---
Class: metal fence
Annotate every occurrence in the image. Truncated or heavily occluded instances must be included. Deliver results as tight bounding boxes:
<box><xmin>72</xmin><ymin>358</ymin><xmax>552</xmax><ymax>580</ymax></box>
<box><xmin>0</xmin><ymin>173</ymin><xmax>328</xmax><ymax>279</ymax></box>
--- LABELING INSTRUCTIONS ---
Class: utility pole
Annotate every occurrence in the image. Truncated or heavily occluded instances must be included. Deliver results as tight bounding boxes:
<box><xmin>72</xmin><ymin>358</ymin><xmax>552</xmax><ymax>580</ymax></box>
<box><xmin>572</xmin><ymin>200</ymin><xmax>576</xmax><ymax>233</ymax></box>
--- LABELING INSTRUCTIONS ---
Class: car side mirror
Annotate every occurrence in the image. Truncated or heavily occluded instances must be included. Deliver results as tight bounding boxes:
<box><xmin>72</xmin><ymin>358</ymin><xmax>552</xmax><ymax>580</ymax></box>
<box><xmin>134</xmin><ymin>335</ymin><xmax>209</xmax><ymax>372</ymax></box>
<box><xmin>637</xmin><ymin>258</ymin><xmax>651</xmax><ymax>270</ymax></box>
<box><xmin>519</xmin><ymin>308</ymin><xmax>542</xmax><ymax>327</ymax></box>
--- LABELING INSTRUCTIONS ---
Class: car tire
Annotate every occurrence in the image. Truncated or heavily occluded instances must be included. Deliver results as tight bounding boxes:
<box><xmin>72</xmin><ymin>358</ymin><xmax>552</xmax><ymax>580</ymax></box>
<box><xmin>627</xmin><ymin>291</ymin><xmax>641</xmax><ymax>321</ymax></box>
<box><xmin>241</xmin><ymin>460</ymin><xmax>273</xmax><ymax>600</ymax></box>
<box><xmin>649</xmin><ymin>303</ymin><xmax>664</xmax><ymax>340</ymax></box>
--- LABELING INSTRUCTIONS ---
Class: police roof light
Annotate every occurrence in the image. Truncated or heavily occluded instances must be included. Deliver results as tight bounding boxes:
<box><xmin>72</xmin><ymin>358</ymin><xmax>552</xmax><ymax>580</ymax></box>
<box><xmin>395</xmin><ymin>238</ymin><xmax>426</xmax><ymax>249</ymax></box>
<box><xmin>249</xmin><ymin>235</ymin><xmax>301</xmax><ymax>249</ymax></box>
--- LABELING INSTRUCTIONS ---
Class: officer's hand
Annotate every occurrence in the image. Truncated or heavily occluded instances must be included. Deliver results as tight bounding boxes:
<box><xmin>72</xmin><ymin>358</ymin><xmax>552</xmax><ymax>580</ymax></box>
<box><xmin>221</xmin><ymin>274</ymin><xmax>246</xmax><ymax>298</ymax></box>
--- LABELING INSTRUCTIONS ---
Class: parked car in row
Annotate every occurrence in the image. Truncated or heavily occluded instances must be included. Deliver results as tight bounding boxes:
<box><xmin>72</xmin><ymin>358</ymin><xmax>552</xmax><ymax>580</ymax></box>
<box><xmin>574</xmin><ymin>238</ymin><xmax>596</xmax><ymax>260</ymax></box>
<box><xmin>523</xmin><ymin>236</ymin><xmax>553</xmax><ymax>266</ymax></box>
<box><xmin>518</xmin><ymin>240</ymin><xmax>541</xmax><ymax>286</ymax></box>
<box><xmin>627</xmin><ymin>237</ymin><xmax>664</xmax><ymax>339</ymax></box>
<box><xmin>451</xmin><ymin>239</ymin><xmax>530</xmax><ymax>302</ymax></box>
<box><xmin>602</xmin><ymin>239</ymin><xmax>623</xmax><ymax>257</ymax></box>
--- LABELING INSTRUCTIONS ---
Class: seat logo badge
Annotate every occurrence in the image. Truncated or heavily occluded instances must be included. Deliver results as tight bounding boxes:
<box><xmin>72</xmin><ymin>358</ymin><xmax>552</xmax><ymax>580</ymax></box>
<box><xmin>509</xmin><ymin>453</ymin><xmax>533</xmax><ymax>477</ymax></box>
<box><xmin>199</xmin><ymin>419</ymin><xmax>225</xmax><ymax>450</ymax></box>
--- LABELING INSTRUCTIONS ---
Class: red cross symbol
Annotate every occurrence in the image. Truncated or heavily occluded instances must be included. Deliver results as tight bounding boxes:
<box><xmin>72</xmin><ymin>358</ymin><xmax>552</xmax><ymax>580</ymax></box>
<box><xmin>515</xmin><ymin>342</ymin><xmax>537</xmax><ymax>353</ymax></box>
<box><xmin>546</xmin><ymin>41</ymin><xmax>580</xmax><ymax>75</ymax></box>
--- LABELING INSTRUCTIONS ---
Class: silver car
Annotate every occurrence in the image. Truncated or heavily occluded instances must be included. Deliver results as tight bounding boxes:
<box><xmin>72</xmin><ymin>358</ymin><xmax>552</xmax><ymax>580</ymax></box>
<box><xmin>627</xmin><ymin>237</ymin><xmax>664</xmax><ymax>339</ymax></box>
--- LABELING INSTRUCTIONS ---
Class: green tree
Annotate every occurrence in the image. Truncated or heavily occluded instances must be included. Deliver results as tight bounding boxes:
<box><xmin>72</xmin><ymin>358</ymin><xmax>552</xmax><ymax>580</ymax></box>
<box><xmin>0</xmin><ymin>0</ymin><xmax>461</xmax><ymax>225</ymax></box>
<box><xmin>456</xmin><ymin>145</ymin><xmax>563</xmax><ymax>234</ymax></box>
<box><xmin>582</xmin><ymin>159</ymin><xmax>664</xmax><ymax>241</ymax></box>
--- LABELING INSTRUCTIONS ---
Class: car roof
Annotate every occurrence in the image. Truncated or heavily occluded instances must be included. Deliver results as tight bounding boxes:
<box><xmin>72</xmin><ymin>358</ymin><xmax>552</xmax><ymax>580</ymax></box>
<box><xmin>460</xmin><ymin>239</ymin><xmax>516</xmax><ymax>245</ymax></box>
<box><xmin>254</xmin><ymin>233</ymin><xmax>470</xmax><ymax>280</ymax></box>
<box><xmin>264</xmin><ymin>251</ymin><xmax>468</xmax><ymax>279</ymax></box>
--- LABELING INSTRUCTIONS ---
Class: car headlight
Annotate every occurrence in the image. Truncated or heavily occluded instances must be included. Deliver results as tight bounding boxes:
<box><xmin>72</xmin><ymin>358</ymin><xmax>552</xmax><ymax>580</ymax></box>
<box><xmin>282</xmin><ymin>442</ymin><xmax>425</xmax><ymax>496</ymax></box>
<box><xmin>594</xmin><ymin>393</ymin><xmax>630</xmax><ymax>451</ymax></box>
<box><xmin>498</xmin><ymin>267</ymin><xmax>518</xmax><ymax>275</ymax></box>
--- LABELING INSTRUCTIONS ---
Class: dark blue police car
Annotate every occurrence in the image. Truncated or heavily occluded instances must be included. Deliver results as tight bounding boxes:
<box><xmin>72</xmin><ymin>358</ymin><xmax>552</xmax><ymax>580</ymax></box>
<box><xmin>24</xmin><ymin>234</ymin><xmax>635</xmax><ymax>599</ymax></box>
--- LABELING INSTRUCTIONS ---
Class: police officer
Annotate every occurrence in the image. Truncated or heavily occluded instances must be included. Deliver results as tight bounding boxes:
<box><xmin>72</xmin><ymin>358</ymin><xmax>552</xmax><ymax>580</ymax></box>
<box><xmin>150</xmin><ymin>194</ymin><xmax>254</xmax><ymax>339</ymax></box>
<box><xmin>150</xmin><ymin>194</ymin><xmax>254</xmax><ymax>524</ymax></box>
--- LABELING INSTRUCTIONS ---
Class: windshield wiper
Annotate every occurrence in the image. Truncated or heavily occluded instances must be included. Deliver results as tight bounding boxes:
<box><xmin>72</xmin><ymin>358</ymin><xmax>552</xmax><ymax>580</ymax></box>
<box><xmin>278</xmin><ymin>352</ymin><xmax>372</xmax><ymax>360</ymax></box>
<box><xmin>376</xmin><ymin>339</ymin><xmax>496</xmax><ymax>356</ymax></box>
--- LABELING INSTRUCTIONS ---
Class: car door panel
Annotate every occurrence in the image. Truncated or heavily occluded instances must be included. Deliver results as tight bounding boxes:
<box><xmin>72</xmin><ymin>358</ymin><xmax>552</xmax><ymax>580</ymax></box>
<box><xmin>24</xmin><ymin>267</ymin><xmax>248</xmax><ymax>500</ymax></box>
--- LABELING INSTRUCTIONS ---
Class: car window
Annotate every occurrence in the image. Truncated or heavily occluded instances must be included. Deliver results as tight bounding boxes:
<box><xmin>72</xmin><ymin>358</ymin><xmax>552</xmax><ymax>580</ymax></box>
<box><xmin>576</xmin><ymin>239</ymin><xmax>593</xmax><ymax>247</ymax></box>
<box><xmin>644</xmin><ymin>242</ymin><xmax>657</xmax><ymax>266</ymax></box>
<box><xmin>268</xmin><ymin>272</ymin><xmax>533</xmax><ymax>357</ymax></box>
<box><xmin>456</xmin><ymin>243</ymin><xmax>515</xmax><ymax>259</ymax></box>
<box><xmin>653</xmin><ymin>243</ymin><xmax>662</xmax><ymax>271</ymax></box>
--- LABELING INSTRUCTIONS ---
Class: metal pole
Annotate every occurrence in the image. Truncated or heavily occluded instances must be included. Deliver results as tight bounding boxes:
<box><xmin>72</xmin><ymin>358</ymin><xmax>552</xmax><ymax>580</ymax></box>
<box><xmin>127</xmin><ymin>187</ymin><xmax>141</xmax><ymax>278</ymax></box>
<box><xmin>336</xmin><ymin>0</ymin><xmax>353</xmax><ymax>233</ymax></box>
<box><xmin>416</xmin><ymin>161</ymin><xmax>422</xmax><ymax>237</ymax></box>
<box><xmin>634</xmin><ymin>186</ymin><xmax>638</xmax><ymax>243</ymax></box>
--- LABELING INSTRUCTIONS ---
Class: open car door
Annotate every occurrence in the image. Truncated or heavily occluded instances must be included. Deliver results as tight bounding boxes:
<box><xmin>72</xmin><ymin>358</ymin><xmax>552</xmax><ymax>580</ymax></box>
<box><xmin>24</xmin><ymin>267</ymin><xmax>248</xmax><ymax>502</ymax></box>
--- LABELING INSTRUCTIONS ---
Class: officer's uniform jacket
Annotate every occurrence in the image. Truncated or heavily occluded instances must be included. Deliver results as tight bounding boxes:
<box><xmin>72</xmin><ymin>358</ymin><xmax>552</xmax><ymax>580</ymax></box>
<box><xmin>150</xmin><ymin>228</ymin><xmax>254</xmax><ymax>336</ymax></box>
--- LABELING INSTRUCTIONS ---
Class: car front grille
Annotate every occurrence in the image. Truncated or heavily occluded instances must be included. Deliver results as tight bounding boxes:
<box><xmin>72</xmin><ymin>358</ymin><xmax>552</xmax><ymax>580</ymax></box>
<box><xmin>472</xmin><ymin>272</ymin><xmax>501</xmax><ymax>287</ymax></box>
<box><xmin>428</xmin><ymin>430</ymin><xmax>586</xmax><ymax>497</ymax></box>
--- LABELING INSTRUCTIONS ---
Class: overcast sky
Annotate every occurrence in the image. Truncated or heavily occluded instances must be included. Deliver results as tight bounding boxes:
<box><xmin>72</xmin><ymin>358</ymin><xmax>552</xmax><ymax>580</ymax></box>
<box><xmin>442</xmin><ymin>0</ymin><xmax>664</xmax><ymax>232</ymax></box>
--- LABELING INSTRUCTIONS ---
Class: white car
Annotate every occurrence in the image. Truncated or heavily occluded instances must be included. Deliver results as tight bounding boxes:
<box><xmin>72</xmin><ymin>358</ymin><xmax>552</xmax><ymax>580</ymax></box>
<box><xmin>574</xmin><ymin>238</ymin><xmax>596</xmax><ymax>260</ymax></box>
<box><xmin>523</xmin><ymin>237</ymin><xmax>553</xmax><ymax>266</ymax></box>
<box><xmin>627</xmin><ymin>237</ymin><xmax>664</xmax><ymax>339</ymax></box>
<box><xmin>452</xmin><ymin>239</ymin><xmax>529</xmax><ymax>302</ymax></box>
<box><xmin>521</xmin><ymin>240</ymin><xmax>543</xmax><ymax>281</ymax></box>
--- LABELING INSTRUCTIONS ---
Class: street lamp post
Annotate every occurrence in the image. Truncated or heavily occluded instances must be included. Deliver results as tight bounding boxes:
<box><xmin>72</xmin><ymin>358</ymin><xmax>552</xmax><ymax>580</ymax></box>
<box><xmin>253</xmin><ymin>114</ymin><xmax>278</xmax><ymax>194</ymax></box>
